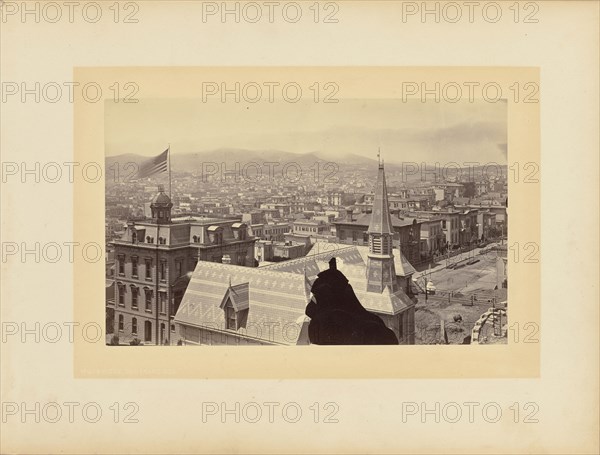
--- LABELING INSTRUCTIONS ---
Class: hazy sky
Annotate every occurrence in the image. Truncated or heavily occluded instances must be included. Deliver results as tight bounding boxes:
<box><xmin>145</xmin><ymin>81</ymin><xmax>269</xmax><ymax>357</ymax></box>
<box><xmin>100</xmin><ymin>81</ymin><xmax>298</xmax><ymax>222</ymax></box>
<box><xmin>105</xmin><ymin>98</ymin><xmax>507</xmax><ymax>164</ymax></box>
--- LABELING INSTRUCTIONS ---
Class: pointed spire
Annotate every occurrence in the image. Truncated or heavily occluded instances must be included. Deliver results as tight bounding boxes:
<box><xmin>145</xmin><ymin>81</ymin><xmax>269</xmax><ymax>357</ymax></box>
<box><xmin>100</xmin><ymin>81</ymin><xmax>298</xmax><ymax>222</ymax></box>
<box><xmin>366</xmin><ymin>157</ymin><xmax>398</xmax><ymax>293</ymax></box>
<box><xmin>367</xmin><ymin>158</ymin><xmax>394</xmax><ymax>235</ymax></box>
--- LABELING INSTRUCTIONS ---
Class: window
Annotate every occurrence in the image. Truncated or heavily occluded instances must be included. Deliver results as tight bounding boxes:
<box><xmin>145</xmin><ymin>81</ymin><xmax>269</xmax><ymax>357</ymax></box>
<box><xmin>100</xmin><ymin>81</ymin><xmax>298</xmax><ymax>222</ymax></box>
<box><xmin>131</xmin><ymin>257</ymin><xmax>138</xmax><ymax>277</ymax></box>
<box><xmin>159</xmin><ymin>292</ymin><xmax>166</xmax><ymax>315</ymax></box>
<box><xmin>144</xmin><ymin>321</ymin><xmax>152</xmax><ymax>342</ymax></box>
<box><xmin>118</xmin><ymin>285</ymin><xmax>125</xmax><ymax>306</ymax></box>
<box><xmin>192</xmin><ymin>235</ymin><xmax>198</xmax><ymax>242</ymax></box>
<box><xmin>225</xmin><ymin>302</ymin><xmax>236</xmax><ymax>330</ymax></box>
<box><xmin>118</xmin><ymin>255</ymin><xmax>125</xmax><ymax>275</ymax></box>
<box><xmin>146</xmin><ymin>236</ymin><xmax>151</xmax><ymax>243</ymax></box>
<box><xmin>132</xmin><ymin>232</ymin><xmax>137</xmax><ymax>243</ymax></box>
<box><xmin>160</xmin><ymin>261</ymin><xmax>167</xmax><ymax>281</ymax></box>
<box><xmin>131</xmin><ymin>286</ymin><xmax>138</xmax><ymax>309</ymax></box>
<box><xmin>145</xmin><ymin>289</ymin><xmax>152</xmax><ymax>312</ymax></box>
<box><xmin>145</xmin><ymin>259</ymin><xmax>152</xmax><ymax>279</ymax></box>
<box><xmin>132</xmin><ymin>318</ymin><xmax>137</xmax><ymax>335</ymax></box>
<box><xmin>175</xmin><ymin>259</ymin><xmax>182</xmax><ymax>277</ymax></box>
<box><xmin>118</xmin><ymin>315</ymin><xmax>124</xmax><ymax>331</ymax></box>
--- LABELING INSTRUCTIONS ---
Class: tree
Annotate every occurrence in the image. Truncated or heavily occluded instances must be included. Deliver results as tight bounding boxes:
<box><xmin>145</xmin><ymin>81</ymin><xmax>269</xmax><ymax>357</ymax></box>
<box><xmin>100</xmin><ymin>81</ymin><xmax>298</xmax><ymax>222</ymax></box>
<box><xmin>463</xmin><ymin>181</ymin><xmax>476</xmax><ymax>198</ymax></box>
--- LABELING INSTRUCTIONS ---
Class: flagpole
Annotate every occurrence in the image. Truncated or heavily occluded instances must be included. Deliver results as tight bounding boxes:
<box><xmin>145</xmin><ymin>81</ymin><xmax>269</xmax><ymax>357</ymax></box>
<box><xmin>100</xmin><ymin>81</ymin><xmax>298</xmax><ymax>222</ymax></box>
<box><xmin>168</xmin><ymin>144</ymin><xmax>172</xmax><ymax>198</ymax></box>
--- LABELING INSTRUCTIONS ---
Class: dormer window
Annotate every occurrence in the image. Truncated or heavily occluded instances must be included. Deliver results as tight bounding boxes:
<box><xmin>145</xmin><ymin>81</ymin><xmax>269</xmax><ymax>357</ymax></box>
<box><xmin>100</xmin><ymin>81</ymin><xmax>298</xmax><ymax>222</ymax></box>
<box><xmin>219</xmin><ymin>283</ymin><xmax>249</xmax><ymax>331</ymax></box>
<box><xmin>224</xmin><ymin>300</ymin><xmax>237</xmax><ymax>330</ymax></box>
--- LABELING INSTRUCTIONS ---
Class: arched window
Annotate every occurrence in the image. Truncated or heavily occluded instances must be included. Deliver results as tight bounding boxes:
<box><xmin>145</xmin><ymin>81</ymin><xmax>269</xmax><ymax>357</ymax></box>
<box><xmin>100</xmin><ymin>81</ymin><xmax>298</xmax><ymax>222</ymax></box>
<box><xmin>132</xmin><ymin>318</ymin><xmax>138</xmax><ymax>335</ymax></box>
<box><xmin>146</xmin><ymin>236</ymin><xmax>151</xmax><ymax>243</ymax></box>
<box><xmin>192</xmin><ymin>235</ymin><xmax>198</xmax><ymax>242</ymax></box>
<box><xmin>132</xmin><ymin>232</ymin><xmax>137</xmax><ymax>243</ymax></box>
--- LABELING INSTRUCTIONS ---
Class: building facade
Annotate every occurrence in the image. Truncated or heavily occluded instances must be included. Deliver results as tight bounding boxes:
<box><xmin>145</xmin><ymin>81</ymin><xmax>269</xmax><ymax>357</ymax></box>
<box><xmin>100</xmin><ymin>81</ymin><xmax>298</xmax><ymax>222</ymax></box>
<box><xmin>333</xmin><ymin>215</ymin><xmax>422</xmax><ymax>265</ymax></box>
<box><xmin>108</xmin><ymin>186</ymin><xmax>256</xmax><ymax>345</ymax></box>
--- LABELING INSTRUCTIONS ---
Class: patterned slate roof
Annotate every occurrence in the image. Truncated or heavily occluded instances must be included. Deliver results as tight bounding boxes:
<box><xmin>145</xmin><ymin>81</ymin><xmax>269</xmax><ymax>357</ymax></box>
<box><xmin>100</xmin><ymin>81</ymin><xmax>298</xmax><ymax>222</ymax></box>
<box><xmin>264</xmin><ymin>245</ymin><xmax>413</xmax><ymax>315</ymax></box>
<box><xmin>175</xmin><ymin>245</ymin><xmax>415</xmax><ymax>345</ymax></box>
<box><xmin>174</xmin><ymin>262</ymin><xmax>310</xmax><ymax>345</ymax></box>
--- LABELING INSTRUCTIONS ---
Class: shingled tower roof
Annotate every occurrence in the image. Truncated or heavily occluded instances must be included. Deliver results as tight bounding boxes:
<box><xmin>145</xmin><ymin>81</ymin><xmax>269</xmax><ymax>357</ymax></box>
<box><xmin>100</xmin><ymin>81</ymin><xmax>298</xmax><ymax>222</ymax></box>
<box><xmin>367</xmin><ymin>161</ymin><xmax>394</xmax><ymax>235</ymax></box>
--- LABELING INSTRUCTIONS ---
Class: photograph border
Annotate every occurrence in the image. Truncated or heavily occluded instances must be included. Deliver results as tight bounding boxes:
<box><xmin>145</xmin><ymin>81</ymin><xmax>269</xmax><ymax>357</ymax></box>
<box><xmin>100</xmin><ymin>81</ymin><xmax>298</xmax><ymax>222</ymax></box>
<box><xmin>73</xmin><ymin>66</ymin><xmax>540</xmax><ymax>379</ymax></box>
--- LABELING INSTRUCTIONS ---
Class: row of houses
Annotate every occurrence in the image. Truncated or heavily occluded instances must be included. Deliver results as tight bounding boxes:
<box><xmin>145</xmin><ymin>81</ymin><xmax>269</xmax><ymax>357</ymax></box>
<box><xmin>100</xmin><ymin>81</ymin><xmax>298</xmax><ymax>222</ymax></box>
<box><xmin>238</xmin><ymin>203</ymin><xmax>506</xmax><ymax>267</ymax></box>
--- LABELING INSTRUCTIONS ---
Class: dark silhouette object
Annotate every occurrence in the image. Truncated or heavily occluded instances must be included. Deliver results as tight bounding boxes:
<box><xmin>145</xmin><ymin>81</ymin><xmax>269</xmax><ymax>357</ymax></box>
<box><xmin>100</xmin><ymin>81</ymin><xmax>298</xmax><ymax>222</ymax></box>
<box><xmin>305</xmin><ymin>258</ymin><xmax>399</xmax><ymax>345</ymax></box>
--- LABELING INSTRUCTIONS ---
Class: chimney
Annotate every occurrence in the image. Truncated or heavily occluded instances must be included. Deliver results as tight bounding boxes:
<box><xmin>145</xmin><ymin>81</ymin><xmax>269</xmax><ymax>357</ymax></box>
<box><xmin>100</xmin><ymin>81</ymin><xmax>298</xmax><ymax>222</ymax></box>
<box><xmin>346</xmin><ymin>208</ymin><xmax>353</xmax><ymax>222</ymax></box>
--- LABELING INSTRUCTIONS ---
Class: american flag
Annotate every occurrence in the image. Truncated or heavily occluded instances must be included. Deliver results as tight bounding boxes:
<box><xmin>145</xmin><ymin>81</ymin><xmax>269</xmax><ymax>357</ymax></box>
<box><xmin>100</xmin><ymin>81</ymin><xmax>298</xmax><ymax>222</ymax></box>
<box><xmin>137</xmin><ymin>148</ymin><xmax>169</xmax><ymax>179</ymax></box>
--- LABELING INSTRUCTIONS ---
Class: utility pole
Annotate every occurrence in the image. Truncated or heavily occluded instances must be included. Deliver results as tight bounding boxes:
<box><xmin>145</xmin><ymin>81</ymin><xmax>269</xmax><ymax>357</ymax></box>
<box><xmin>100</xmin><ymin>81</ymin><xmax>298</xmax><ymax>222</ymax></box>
<box><xmin>493</xmin><ymin>261</ymin><xmax>501</xmax><ymax>336</ymax></box>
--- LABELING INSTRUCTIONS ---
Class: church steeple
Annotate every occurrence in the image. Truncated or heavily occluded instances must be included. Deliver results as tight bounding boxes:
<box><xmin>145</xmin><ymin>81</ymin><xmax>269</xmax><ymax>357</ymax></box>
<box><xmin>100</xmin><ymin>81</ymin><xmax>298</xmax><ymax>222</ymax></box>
<box><xmin>366</xmin><ymin>157</ymin><xmax>398</xmax><ymax>293</ymax></box>
<box><xmin>367</xmin><ymin>158</ymin><xmax>394</xmax><ymax>236</ymax></box>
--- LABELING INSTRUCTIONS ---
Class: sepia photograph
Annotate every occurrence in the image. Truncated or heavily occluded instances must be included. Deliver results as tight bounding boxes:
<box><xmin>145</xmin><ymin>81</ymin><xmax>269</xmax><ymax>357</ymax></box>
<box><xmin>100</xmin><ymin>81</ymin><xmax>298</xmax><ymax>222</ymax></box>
<box><xmin>104</xmin><ymin>98</ymin><xmax>509</xmax><ymax>347</ymax></box>
<box><xmin>3</xmin><ymin>0</ymin><xmax>598</xmax><ymax>452</ymax></box>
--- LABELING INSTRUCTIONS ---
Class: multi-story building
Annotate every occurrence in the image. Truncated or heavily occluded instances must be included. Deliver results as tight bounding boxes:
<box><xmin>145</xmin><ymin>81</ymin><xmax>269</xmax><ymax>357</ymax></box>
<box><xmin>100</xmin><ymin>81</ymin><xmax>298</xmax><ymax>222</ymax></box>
<box><xmin>419</xmin><ymin>219</ymin><xmax>445</xmax><ymax>260</ymax></box>
<box><xmin>388</xmin><ymin>196</ymin><xmax>431</xmax><ymax>211</ymax></box>
<box><xmin>414</xmin><ymin>210</ymin><xmax>461</xmax><ymax>248</ymax></box>
<box><xmin>477</xmin><ymin>210</ymin><xmax>497</xmax><ymax>241</ymax></box>
<box><xmin>263</xmin><ymin>222</ymin><xmax>291</xmax><ymax>241</ymax></box>
<box><xmin>273</xmin><ymin>243</ymin><xmax>306</xmax><ymax>260</ymax></box>
<box><xmin>459</xmin><ymin>209</ymin><xmax>479</xmax><ymax>246</ymax></box>
<box><xmin>292</xmin><ymin>219</ymin><xmax>330</xmax><ymax>238</ymax></box>
<box><xmin>109</xmin><ymin>186</ymin><xmax>256</xmax><ymax>345</ymax></box>
<box><xmin>333</xmin><ymin>214</ymin><xmax>422</xmax><ymax>266</ymax></box>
